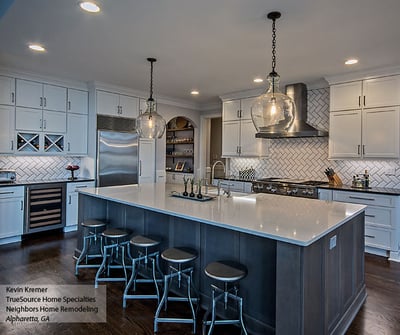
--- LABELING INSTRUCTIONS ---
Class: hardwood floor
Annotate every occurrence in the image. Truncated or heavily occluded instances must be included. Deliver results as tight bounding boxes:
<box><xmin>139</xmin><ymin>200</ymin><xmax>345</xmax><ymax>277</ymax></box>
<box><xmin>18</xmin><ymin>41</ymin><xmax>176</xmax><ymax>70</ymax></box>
<box><xmin>0</xmin><ymin>231</ymin><xmax>399</xmax><ymax>335</ymax></box>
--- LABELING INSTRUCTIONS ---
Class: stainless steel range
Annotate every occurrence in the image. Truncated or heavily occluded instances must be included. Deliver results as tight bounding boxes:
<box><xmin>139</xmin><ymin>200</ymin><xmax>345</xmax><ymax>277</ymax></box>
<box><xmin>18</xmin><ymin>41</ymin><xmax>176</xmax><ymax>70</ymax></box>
<box><xmin>252</xmin><ymin>178</ymin><xmax>328</xmax><ymax>199</ymax></box>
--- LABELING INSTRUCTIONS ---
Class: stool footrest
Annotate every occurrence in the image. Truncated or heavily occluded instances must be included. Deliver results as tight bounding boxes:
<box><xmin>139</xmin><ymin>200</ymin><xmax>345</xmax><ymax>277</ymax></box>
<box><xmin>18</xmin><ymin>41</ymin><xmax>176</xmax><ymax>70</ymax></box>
<box><xmin>155</xmin><ymin>317</ymin><xmax>196</xmax><ymax>324</ymax></box>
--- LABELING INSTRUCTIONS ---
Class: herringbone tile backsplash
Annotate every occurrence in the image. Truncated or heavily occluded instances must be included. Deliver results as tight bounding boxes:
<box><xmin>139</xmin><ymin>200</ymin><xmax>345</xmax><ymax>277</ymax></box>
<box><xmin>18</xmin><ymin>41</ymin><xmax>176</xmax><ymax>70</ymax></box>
<box><xmin>231</xmin><ymin>87</ymin><xmax>400</xmax><ymax>188</ymax></box>
<box><xmin>0</xmin><ymin>156</ymin><xmax>81</xmax><ymax>181</ymax></box>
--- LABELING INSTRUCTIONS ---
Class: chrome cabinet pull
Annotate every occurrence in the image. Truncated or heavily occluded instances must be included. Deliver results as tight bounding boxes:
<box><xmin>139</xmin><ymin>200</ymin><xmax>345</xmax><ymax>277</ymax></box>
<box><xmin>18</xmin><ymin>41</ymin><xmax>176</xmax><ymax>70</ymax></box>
<box><xmin>20</xmin><ymin>200</ymin><xmax>23</xmax><ymax>210</ymax></box>
<box><xmin>363</xmin><ymin>96</ymin><xmax>366</xmax><ymax>106</ymax></box>
<box><xmin>43</xmin><ymin>119</ymin><xmax>47</xmax><ymax>129</ymax></box>
<box><xmin>11</xmin><ymin>140</ymin><xmax>13</xmax><ymax>151</ymax></box>
<box><xmin>358</xmin><ymin>96</ymin><xmax>361</xmax><ymax>107</ymax></box>
<box><xmin>68</xmin><ymin>195</ymin><xmax>72</xmax><ymax>204</ymax></box>
<box><xmin>40</xmin><ymin>119</ymin><xmax>43</xmax><ymax>129</ymax></box>
<box><xmin>68</xmin><ymin>101</ymin><xmax>71</xmax><ymax>110</ymax></box>
<box><xmin>365</xmin><ymin>214</ymin><xmax>376</xmax><ymax>218</ymax></box>
<box><xmin>139</xmin><ymin>160</ymin><xmax>142</xmax><ymax>176</ymax></box>
<box><xmin>365</xmin><ymin>234</ymin><xmax>375</xmax><ymax>239</ymax></box>
<box><xmin>40</xmin><ymin>97</ymin><xmax>43</xmax><ymax>106</ymax></box>
<box><xmin>75</xmin><ymin>186</ymin><xmax>87</xmax><ymax>189</ymax></box>
<box><xmin>11</xmin><ymin>92</ymin><xmax>15</xmax><ymax>103</ymax></box>
<box><xmin>0</xmin><ymin>191</ymin><xmax>14</xmax><ymax>195</ymax></box>
<box><xmin>357</xmin><ymin>145</ymin><xmax>360</xmax><ymax>155</ymax></box>
<box><xmin>67</xmin><ymin>142</ymin><xmax>71</xmax><ymax>151</ymax></box>
<box><xmin>44</xmin><ymin>97</ymin><xmax>47</xmax><ymax>107</ymax></box>
<box><xmin>349</xmin><ymin>196</ymin><xmax>375</xmax><ymax>201</ymax></box>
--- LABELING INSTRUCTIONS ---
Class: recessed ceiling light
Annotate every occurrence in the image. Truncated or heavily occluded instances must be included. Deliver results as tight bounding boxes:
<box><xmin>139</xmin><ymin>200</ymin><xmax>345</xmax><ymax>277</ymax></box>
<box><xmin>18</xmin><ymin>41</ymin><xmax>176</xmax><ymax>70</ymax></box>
<box><xmin>253</xmin><ymin>78</ymin><xmax>264</xmax><ymax>83</ymax></box>
<box><xmin>28</xmin><ymin>44</ymin><xmax>46</xmax><ymax>52</ymax></box>
<box><xmin>345</xmin><ymin>58</ymin><xmax>358</xmax><ymax>65</ymax></box>
<box><xmin>191</xmin><ymin>90</ymin><xmax>199</xmax><ymax>95</ymax></box>
<box><xmin>79</xmin><ymin>1</ymin><xmax>100</xmax><ymax>13</ymax></box>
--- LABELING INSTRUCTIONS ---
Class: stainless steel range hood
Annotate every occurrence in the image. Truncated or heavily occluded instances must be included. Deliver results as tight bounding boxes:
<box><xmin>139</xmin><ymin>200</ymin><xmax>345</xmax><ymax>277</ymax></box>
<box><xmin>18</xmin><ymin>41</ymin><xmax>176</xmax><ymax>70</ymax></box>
<box><xmin>255</xmin><ymin>83</ymin><xmax>328</xmax><ymax>138</ymax></box>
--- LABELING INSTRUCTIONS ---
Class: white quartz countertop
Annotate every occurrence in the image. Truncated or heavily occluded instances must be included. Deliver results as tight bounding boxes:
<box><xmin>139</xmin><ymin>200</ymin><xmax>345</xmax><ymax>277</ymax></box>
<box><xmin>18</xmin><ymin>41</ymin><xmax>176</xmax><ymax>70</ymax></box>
<box><xmin>80</xmin><ymin>183</ymin><xmax>366</xmax><ymax>246</ymax></box>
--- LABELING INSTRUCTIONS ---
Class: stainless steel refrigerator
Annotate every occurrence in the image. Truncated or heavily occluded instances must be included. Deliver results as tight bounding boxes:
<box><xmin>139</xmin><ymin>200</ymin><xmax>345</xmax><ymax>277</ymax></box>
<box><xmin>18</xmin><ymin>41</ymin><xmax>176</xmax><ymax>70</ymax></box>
<box><xmin>97</xmin><ymin>130</ymin><xmax>138</xmax><ymax>187</ymax></box>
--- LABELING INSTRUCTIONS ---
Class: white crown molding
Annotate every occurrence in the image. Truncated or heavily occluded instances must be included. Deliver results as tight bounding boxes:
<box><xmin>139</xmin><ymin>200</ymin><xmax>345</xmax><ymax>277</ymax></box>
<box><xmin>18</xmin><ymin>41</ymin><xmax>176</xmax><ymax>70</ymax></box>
<box><xmin>89</xmin><ymin>80</ymin><xmax>201</xmax><ymax>111</ymax></box>
<box><xmin>0</xmin><ymin>66</ymin><xmax>88</xmax><ymax>90</ymax></box>
<box><xmin>219</xmin><ymin>88</ymin><xmax>264</xmax><ymax>101</ymax></box>
<box><xmin>325</xmin><ymin>65</ymin><xmax>400</xmax><ymax>85</ymax></box>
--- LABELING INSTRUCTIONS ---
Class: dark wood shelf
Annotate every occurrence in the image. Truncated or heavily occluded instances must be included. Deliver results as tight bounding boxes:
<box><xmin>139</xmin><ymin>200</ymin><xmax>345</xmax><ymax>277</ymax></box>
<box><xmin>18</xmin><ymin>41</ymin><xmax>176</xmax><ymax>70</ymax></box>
<box><xmin>166</xmin><ymin>154</ymin><xmax>194</xmax><ymax>158</ymax></box>
<box><xmin>167</xmin><ymin>127</ymin><xmax>194</xmax><ymax>132</ymax></box>
<box><xmin>166</xmin><ymin>141</ymin><xmax>194</xmax><ymax>145</ymax></box>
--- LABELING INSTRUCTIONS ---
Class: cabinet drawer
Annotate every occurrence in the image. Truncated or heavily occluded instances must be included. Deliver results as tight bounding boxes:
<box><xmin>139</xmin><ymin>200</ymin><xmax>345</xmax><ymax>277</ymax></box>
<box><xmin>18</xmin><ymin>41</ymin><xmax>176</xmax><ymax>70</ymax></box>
<box><xmin>67</xmin><ymin>181</ymin><xmax>95</xmax><ymax>193</ymax></box>
<box><xmin>365</xmin><ymin>226</ymin><xmax>391</xmax><ymax>250</ymax></box>
<box><xmin>0</xmin><ymin>186</ymin><xmax>24</xmax><ymax>198</ymax></box>
<box><xmin>333</xmin><ymin>190</ymin><xmax>394</xmax><ymax>207</ymax></box>
<box><xmin>365</xmin><ymin>206</ymin><xmax>393</xmax><ymax>229</ymax></box>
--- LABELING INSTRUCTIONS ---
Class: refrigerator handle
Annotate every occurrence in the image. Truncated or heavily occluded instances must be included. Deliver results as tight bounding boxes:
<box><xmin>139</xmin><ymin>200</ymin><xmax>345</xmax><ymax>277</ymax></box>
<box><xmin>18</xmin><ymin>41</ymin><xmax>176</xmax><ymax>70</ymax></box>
<box><xmin>139</xmin><ymin>160</ymin><xmax>142</xmax><ymax>176</ymax></box>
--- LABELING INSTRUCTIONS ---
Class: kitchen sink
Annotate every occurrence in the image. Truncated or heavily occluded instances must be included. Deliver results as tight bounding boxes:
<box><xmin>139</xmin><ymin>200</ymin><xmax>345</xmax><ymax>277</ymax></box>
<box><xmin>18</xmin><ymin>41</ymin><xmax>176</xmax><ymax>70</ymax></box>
<box><xmin>205</xmin><ymin>188</ymin><xmax>249</xmax><ymax>197</ymax></box>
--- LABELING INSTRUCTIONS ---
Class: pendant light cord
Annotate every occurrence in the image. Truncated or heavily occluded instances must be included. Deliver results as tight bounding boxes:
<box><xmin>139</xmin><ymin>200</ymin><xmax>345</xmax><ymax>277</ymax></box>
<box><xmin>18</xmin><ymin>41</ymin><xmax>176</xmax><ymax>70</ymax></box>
<box><xmin>271</xmin><ymin>17</ymin><xmax>277</xmax><ymax>75</ymax></box>
<box><xmin>147</xmin><ymin>57</ymin><xmax>156</xmax><ymax>102</ymax></box>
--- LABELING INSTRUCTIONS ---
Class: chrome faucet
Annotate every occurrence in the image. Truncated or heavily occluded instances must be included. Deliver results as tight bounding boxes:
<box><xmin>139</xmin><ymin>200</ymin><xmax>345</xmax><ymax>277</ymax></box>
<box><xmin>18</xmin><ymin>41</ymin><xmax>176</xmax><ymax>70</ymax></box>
<box><xmin>211</xmin><ymin>160</ymin><xmax>226</xmax><ymax>184</ymax></box>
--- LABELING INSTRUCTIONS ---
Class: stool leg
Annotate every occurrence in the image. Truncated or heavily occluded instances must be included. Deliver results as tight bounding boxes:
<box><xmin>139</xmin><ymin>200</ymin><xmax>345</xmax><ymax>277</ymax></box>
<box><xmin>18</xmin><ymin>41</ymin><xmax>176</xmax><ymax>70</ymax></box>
<box><xmin>207</xmin><ymin>288</ymin><xmax>217</xmax><ymax>335</ymax></box>
<box><xmin>75</xmin><ymin>234</ymin><xmax>89</xmax><ymax>276</ymax></box>
<box><xmin>95</xmin><ymin>244</ymin><xmax>109</xmax><ymax>288</ymax></box>
<box><xmin>238</xmin><ymin>296</ymin><xmax>248</xmax><ymax>335</ymax></box>
<box><xmin>121</xmin><ymin>244</ymin><xmax>127</xmax><ymax>284</ymax></box>
<box><xmin>151</xmin><ymin>257</ymin><xmax>160</xmax><ymax>303</ymax></box>
<box><xmin>154</xmin><ymin>274</ymin><xmax>170</xmax><ymax>333</ymax></box>
<box><xmin>187</xmin><ymin>270</ymin><xmax>196</xmax><ymax>334</ymax></box>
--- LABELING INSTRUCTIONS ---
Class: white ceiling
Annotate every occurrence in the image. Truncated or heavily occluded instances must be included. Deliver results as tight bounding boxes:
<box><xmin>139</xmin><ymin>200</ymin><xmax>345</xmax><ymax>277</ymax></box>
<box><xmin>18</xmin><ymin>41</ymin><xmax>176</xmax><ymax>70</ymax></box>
<box><xmin>0</xmin><ymin>0</ymin><xmax>399</xmax><ymax>108</ymax></box>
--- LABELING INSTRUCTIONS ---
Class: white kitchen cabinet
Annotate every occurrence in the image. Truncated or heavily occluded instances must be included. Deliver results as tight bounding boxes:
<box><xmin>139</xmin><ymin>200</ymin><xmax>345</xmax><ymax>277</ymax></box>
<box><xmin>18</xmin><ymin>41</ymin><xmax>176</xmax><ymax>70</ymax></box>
<box><xmin>0</xmin><ymin>75</ymin><xmax>15</xmax><ymax>105</ymax></box>
<box><xmin>330</xmin><ymin>75</ymin><xmax>400</xmax><ymax>111</ymax></box>
<box><xmin>65</xmin><ymin>181</ymin><xmax>95</xmax><ymax>232</ymax></box>
<box><xmin>138</xmin><ymin>139</ymin><xmax>155</xmax><ymax>184</ymax></box>
<box><xmin>97</xmin><ymin>90</ymin><xmax>139</xmax><ymax>118</ymax></box>
<box><xmin>317</xmin><ymin>188</ymin><xmax>333</xmax><ymax>201</ymax></box>
<box><xmin>0</xmin><ymin>186</ymin><xmax>24</xmax><ymax>243</ymax></box>
<box><xmin>222</xmin><ymin>119</ymin><xmax>267</xmax><ymax>157</ymax></box>
<box><xmin>66</xmin><ymin>113</ymin><xmax>88</xmax><ymax>155</ymax></box>
<box><xmin>222</xmin><ymin>98</ymin><xmax>268</xmax><ymax>157</ymax></box>
<box><xmin>67</xmin><ymin>88</ymin><xmax>88</xmax><ymax>115</ymax></box>
<box><xmin>332</xmin><ymin>190</ymin><xmax>400</xmax><ymax>261</ymax></box>
<box><xmin>0</xmin><ymin>106</ymin><xmax>15</xmax><ymax>153</ymax></box>
<box><xmin>15</xmin><ymin>107</ymin><xmax>66</xmax><ymax>133</ymax></box>
<box><xmin>16</xmin><ymin>79</ymin><xmax>66</xmax><ymax>112</ymax></box>
<box><xmin>329</xmin><ymin>107</ymin><xmax>399</xmax><ymax>159</ymax></box>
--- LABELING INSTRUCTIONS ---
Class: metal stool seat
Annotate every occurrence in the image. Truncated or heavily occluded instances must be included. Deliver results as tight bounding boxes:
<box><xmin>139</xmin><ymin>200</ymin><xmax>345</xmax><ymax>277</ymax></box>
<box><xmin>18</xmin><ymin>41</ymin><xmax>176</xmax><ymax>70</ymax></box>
<box><xmin>123</xmin><ymin>235</ymin><xmax>163</xmax><ymax>308</ymax></box>
<box><xmin>154</xmin><ymin>247</ymin><xmax>199</xmax><ymax>334</ymax></box>
<box><xmin>94</xmin><ymin>228</ymin><xmax>130</xmax><ymax>288</ymax></box>
<box><xmin>202</xmin><ymin>261</ymin><xmax>248</xmax><ymax>335</ymax></box>
<box><xmin>75</xmin><ymin>219</ymin><xmax>107</xmax><ymax>276</ymax></box>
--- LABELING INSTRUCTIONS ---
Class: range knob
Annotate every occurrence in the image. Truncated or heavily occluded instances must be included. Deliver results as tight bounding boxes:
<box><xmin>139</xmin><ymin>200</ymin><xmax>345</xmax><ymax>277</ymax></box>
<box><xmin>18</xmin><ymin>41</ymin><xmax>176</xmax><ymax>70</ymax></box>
<box><xmin>292</xmin><ymin>188</ymin><xmax>298</xmax><ymax>195</ymax></box>
<box><xmin>270</xmin><ymin>187</ymin><xmax>277</xmax><ymax>193</ymax></box>
<box><xmin>286</xmin><ymin>189</ymin><xmax>292</xmax><ymax>195</ymax></box>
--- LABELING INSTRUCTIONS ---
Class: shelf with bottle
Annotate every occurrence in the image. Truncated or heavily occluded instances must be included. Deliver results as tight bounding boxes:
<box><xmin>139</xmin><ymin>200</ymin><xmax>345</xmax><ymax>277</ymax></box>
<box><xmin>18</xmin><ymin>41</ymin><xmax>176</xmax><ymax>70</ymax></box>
<box><xmin>44</xmin><ymin>134</ymin><xmax>64</xmax><ymax>153</ymax></box>
<box><xmin>16</xmin><ymin>132</ymin><xmax>40</xmax><ymax>152</ymax></box>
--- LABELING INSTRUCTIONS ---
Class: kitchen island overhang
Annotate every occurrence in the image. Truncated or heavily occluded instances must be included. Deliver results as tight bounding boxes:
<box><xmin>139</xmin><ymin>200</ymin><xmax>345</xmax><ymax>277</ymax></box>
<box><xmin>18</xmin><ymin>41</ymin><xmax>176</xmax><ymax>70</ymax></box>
<box><xmin>77</xmin><ymin>183</ymin><xmax>366</xmax><ymax>335</ymax></box>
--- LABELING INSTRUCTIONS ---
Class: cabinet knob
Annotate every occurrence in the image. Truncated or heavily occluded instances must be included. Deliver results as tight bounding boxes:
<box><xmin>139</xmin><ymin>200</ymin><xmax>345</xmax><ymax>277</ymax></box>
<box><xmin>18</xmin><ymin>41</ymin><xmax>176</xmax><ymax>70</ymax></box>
<box><xmin>11</xmin><ymin>92</ymin><xmax>15</xmax><ymax>103</ymax></box>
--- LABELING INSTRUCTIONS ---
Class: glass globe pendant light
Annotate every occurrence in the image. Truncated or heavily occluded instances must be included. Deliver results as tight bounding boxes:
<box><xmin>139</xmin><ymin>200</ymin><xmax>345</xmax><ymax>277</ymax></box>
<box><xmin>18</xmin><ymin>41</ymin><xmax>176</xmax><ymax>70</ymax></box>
<box><xmin>136</xmin><ymin>58</ymin><xmax>166</xmax><ymax>139</ymax></box>
<box><xmin>251</xmin><ymin>11</ymin><xmax>295</xmax><ymax>134</ymax></box>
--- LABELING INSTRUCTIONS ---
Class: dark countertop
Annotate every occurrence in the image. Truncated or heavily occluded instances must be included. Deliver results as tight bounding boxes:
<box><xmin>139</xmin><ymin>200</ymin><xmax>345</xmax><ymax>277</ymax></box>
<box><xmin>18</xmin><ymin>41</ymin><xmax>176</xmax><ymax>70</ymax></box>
<box><xmin>0</xmin><ymin>178</ymin><xmax>95</xmax><ymax>187</ymax></box>
<box><xmin>318</xmin><ymin>184</ymin><xmax>400</xmax><ymax>196</ymax></box>
<box><xmin>213</xmin><ymin>177</ymin><xmax>254</xmax><ymax>183</ymax></box>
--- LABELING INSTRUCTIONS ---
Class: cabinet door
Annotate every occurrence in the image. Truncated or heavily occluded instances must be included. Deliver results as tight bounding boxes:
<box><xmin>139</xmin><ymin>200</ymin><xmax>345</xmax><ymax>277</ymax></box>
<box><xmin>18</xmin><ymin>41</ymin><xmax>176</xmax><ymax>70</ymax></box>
<box><xmin>363</xmin><ymin>107</ymin><xmax>400</xmax><ymax>158</ymax></box>
<box><xmin>223</xmin><ymin>100</ymin><xmax>241</xmax><ymax>121</ymax></box>
<box><xmin>119</xmin><ymin>94</ymin><xmax>139</xmax><ymax>118</ymax></box>
<box><xmin>43</xmin><ymin>110</ymin><xmax>67</xmax><ymax>133</ymax></box>
<box><xmin>363</xmin><ymin>76</ymin><xmax>400</xmax><ymax>108</ymax></box>
<box><xmin>240</xmin><ymin>119</ymin><xmax>266</xmax><ymax>156</ymax></box>
<box><xmin>330</xmin><ymin>81</ymin><xmax>362</xmax><ymax>111</ymax></box>
<box><xmin>96</xmin><ymin>90</ymin><xmax>119</xmax><ymax>116</ymax></box>
<box><xmin>66</xmin><ymin>182</ymin><xmax>95</xmax><ymax>227</ymax></box>
<box><xmin>0</xmin><ymin>188</ymin><xmax>24</xmax><ymax>238</ymax></box>
<box><xmin>16</xmin><ymin>79</ymin><xmax>42</xmax><ymax>109</ymax></box>
<box><xmin>222</xmin><ymin>121</ymin><xmax>240</xmax><ymax>156</ymax></box>
<box><xmin>240</xmin><ymin>97</ymin><xmax>257</xmax><ymax>120</ymax></box>
<box><xmin>66</xmin><ymin>113</ymin><xmax>88</xmax><ymax>155</ymax></box>
<box><xmin>0</xmin><ymin>106</ymin><xmax>15</xmax><ymax>153</ymax></box>
<box><xmin>139</xmin><ymin>139</ymin><xmax>155</xmax><ymax>183</ymax></box>
<box><xmin>43</xmin><ymin>84</ymin><xmax>67</xmax><ymax>112</ymax></box>
<box><xmin>0</xmin><ymin>75</ymin><xmax>15</xmax><ymax>105</ymax></box>
<box><xmin>329</xmin><ymin>110</ymin><xmax>362</xmax><ymax>158</ymax></box>
<box><xmin>67</xmin><ymin>89</ymin><xmax>88</xmax><ymax>115</ymax></box>
<box><xmin>15</xmin><ymin>107</ymin><xmax>42</xmax><ymax>131</ymax></box>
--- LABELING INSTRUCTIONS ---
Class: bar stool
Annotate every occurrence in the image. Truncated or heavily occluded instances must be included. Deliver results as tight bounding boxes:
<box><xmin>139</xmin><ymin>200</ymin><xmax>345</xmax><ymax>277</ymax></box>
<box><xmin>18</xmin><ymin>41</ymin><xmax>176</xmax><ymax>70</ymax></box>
<box><xmin>202</xmin><ymin>260</ymin><xmax>248</xmax><ymax>335</ymax></box>
<box><xmin>75</xmin><ymin>219</ymin><xmax>108</xmax><ymax>276</ymax></box>
<box><xmin>154</xmin><ymin>247</ymin><xmax>199</xmax><ymax>334</ymax></box>
<box><xmin>123</xmin><ymin>235</ymin><xmax>163</xmax><ymax>308</ymax></box>
<box><xmin>94</xmin><ymin>228</ymin><xmax>130</xmax><ymax>288</ymax></box>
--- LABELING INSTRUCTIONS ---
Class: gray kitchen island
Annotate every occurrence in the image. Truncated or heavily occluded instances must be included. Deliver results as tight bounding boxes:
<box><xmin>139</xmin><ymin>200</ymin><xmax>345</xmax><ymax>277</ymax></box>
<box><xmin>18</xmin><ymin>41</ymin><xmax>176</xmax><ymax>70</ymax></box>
<box><xmin>76</xmin><ymin>183</ymin><xmax>366</xmax><ymax>335</ymax></box>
